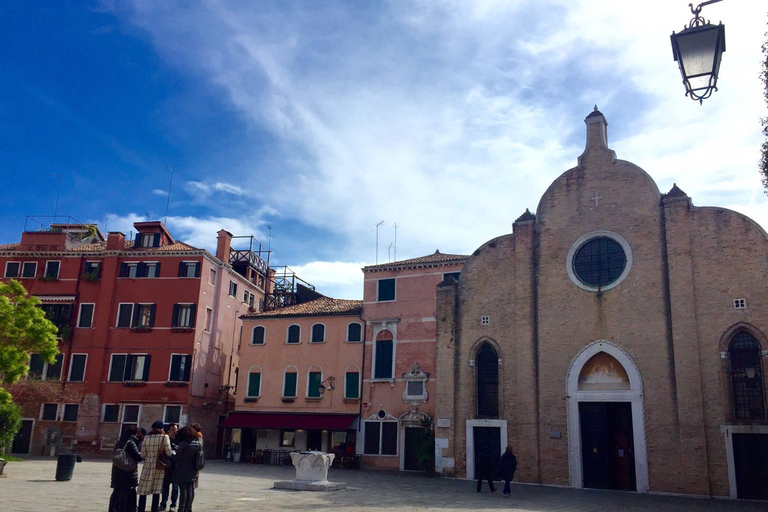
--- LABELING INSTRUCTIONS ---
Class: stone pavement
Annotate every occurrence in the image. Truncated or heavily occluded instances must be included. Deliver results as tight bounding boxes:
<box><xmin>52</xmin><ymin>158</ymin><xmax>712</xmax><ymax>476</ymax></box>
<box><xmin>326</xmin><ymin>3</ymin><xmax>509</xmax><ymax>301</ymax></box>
<box><xmin>1</xmin><ymin>458</ymin><xmax>766</xmax><ymax>512</ymax></box>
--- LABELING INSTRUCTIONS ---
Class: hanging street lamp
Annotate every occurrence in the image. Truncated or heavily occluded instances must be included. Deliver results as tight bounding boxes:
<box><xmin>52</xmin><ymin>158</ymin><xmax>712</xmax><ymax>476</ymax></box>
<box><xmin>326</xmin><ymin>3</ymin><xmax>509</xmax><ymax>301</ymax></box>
<box><xmin>670</xmin><ymin>0</ymin><xmax>726</xmax><ymax>104</ymax></box>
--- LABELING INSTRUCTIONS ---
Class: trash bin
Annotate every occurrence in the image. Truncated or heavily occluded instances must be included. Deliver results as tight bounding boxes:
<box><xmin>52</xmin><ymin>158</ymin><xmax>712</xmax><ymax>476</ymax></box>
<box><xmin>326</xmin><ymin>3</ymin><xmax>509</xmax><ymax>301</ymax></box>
<box><xmin>55</xmin><ymin>454</ymin><xmax>79</xmax><ymax>481</ymax></box>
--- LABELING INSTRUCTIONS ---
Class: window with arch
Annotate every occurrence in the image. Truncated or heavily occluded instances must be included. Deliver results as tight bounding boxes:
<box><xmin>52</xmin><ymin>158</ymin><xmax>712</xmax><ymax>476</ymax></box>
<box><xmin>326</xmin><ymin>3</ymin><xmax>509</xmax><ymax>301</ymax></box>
<box><xmin>476</xmin><ymin>343</ymin><xmax>499</xmax><ymax>418</ymax></box>
<box><xmin>286</xmin><ymin>324</ymin><xmax>300</xmax><ymax>344</ymax></box>
<box><xmin>374</xmin><ymin>330</ymin><xmax>394</xmax><ymax>379</ymax></box>
<box><xmin>307</xmin><ymin>369</ymin><xmax>322</xmax><ymax>398</ymax></box>
<box><xmin>246</xmin><ymin>368</ymin><xmax>261</xmax><ymax>398</ymax></box>
<box><xmin>729</xmin><ymin>331</ymin><xmax>766</xmax><ymax>421</ymax></box>
<box><xmin>345</xmin><ymin>367</ymin><xmax>360</xmax><ymax>399</ymax></box>
<box><xmin>311</xmin><ymin>323</ymin><xmax>325</xmax><ymax>343</ymax></box>
<box><xmin>251</xmin><ymin>326</ymin><xmax>265</xmax><ymax>345</ymax></box>
<box><xmin>283</xmin><ymin>368</ymin><xmax>298</xmax><ymax>398</ymax></box>
<box><xmin>347</xmin><ymin>322</ymin><xmax>362</xmax><ymax>343</ymax></box>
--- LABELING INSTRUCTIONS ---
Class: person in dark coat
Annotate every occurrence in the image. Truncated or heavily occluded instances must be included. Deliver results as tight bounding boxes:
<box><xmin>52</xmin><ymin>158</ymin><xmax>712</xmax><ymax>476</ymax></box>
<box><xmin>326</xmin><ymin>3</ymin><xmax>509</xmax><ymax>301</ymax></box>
<box><xmin>160</xmin><ymin>423</ymin><xmax>179</xmax><ymax>511</ymax></box>
<box><xmin>499</xmin><ymin>445</ymin><xmax>518</xmax><ymax>497</ymax></box>
<box><xmin>110</xmin><ymin>426</ymin><xmax>144</xmax><ymax>512</ymax></box>
<box><xmin>171</xmin><ymin>426</ymin><xmax>202</xmax><ymax>512</ymax></box>
<box><xmin>475</xmin><ymin>452</ymin><xmax>496</xmax><ymax>493</ymax></box>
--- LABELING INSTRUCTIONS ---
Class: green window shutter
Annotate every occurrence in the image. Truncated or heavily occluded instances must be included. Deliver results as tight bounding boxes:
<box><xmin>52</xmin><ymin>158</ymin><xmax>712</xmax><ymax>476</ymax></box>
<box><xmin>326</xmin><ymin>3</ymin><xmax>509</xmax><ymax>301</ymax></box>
<box><xmin>283</xmin><ymin>372</ymin><xmax>297</xmax><ymax>397</ymax></box>
<box><xmin>308</xmin><ymin>372</ymin><xmax>322</xmax><ymax>397</ymax></box>
<box><xmin>182</xmin><ymin>355</ymin><xmax>191</xmax><ymax>381</ymax></box>
<box><xmin>178</xmin><ymin>262</ymin><xmax>185</xmax><ymax>277</ymax></box>
<box><xmin>248</xmin><ymin>372</ymin><xmax>261</xmax><ymax>397</ymax></box>
<box><xmin>142</xmin><ymin>355</ymin><xmax>151</xmax><ymax>381</ymax></box>
<box><xmin>345</xmin><ymin>372</ymin><xmax>360</xmax><ymax>399</ymax></box>
<box><xmin>153</xmin><ymin>233</ymin><xmax>160</xmax><ymax>247</ymax></box>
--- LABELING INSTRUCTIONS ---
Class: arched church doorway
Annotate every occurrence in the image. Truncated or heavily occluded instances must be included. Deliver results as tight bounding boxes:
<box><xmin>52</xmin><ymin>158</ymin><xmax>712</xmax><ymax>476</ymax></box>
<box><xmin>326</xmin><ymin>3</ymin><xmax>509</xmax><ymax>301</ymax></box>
<box><xmin>566</xmin><ymin>341</ymin><xmax>649</xmax><ymax>492</ymax></box>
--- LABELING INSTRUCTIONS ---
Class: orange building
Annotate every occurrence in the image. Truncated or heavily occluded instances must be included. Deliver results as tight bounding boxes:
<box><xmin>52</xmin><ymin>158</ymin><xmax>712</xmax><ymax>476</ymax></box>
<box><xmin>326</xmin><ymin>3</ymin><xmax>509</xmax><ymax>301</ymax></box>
<box><xmin>2</xmin><ymin>221</ymin><xmax>270</xmax><ymax>458</ymax></box>
<box><xmin>223</xmin><ymin>290</ymin><xmax>363</xmax><ymax>464</ymax></box>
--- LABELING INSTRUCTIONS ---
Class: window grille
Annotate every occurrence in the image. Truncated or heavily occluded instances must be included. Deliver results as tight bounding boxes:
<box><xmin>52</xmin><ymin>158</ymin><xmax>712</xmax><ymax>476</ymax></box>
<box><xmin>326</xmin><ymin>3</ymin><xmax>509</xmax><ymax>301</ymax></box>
<box><xmin>476</xmin><ymin>343</ymin><xmax>499</xmax><ymax>418</ymax></box>
<box><xmin>572</xmin><ymin>237</ymin><xmax>626</xmax><ymax>287</ymax></box>
<box><xmin>729</xmin><ymin>332</ymin><xmax>766</xmax><ymax>421</ymax></box>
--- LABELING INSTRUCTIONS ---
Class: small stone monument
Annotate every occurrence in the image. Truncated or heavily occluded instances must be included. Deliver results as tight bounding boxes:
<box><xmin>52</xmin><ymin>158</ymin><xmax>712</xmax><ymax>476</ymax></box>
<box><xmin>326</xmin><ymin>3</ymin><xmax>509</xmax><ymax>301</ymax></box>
<box><xmin>273</xmin><ymin>451</ymin><xmax>347</xmax><ymax>491</ymax></box>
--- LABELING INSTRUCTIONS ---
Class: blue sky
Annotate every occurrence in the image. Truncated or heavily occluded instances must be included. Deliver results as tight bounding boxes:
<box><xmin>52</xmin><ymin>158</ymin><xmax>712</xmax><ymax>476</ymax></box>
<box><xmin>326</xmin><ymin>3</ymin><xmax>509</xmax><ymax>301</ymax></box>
<box><xmin>1</xmin><ymin>1</ymin><xmax>766</xmax><ymax>299</ymax></box>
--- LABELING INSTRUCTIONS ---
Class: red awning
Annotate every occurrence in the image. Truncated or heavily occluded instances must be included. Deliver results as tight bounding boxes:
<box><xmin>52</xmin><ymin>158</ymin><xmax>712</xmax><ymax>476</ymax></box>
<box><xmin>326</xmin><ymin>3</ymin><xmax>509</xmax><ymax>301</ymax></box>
<box><xmin>219</xmin><ymin>413</ymin><xmax>358</xmax><ymax>430</ymax></box>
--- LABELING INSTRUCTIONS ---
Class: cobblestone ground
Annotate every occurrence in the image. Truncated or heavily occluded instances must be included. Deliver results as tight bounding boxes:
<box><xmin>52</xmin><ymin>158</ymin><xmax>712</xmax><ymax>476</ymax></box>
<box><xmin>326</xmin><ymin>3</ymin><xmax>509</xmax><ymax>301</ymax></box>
<box><xmin>1</xmin><ymin>458</ymin><xmax>767</xmax><ymax>512</ymax></box>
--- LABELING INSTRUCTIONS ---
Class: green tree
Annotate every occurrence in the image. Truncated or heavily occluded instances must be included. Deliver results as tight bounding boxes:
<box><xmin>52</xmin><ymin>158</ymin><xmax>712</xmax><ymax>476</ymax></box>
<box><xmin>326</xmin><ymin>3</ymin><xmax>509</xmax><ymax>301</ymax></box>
<box><xmin>0</xmin><ymin>387</ymin><xmax>21</xmax><ymax>454</ymax></box>
<box><xmin>0</xmin><ymin>280</ymin><xmax>59</xmax><ymax>384</ymax></box>
<box><xmin>761</xmin><ymin>17</ymin><xmax>768</xmax><ymax>189</ymax></box>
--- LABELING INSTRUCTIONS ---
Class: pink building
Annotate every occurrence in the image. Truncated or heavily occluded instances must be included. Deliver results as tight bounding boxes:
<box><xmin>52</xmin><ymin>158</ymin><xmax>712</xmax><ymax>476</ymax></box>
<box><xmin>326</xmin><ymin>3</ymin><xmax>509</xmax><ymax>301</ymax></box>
<box><xmin>359</xmin><ymin>251</ymin><xmax>467</xmax><ymax>471</ymax></box>
<box><xmin>222</xmin><ymin>291</ymin><xmax>364</xmax><ymax>463</ymax></box>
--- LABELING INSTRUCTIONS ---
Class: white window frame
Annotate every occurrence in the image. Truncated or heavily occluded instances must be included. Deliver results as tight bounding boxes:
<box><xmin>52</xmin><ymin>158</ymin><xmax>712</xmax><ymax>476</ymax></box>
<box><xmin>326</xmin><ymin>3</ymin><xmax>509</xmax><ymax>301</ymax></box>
<box><xmin>175</xmin><ymin>303</ymin><xmax>195</xmax><ymax>328</ymax></box>
<box><xmin>108</xmin><ymin>353</ymin><xmax>128</xmax><ymax>382</ymax></box>
<box><xmin>204</xmin><ymin>307</ymin><xmax>213</xmax><ymax>333</ymax></box>
<box><xmin>68</xmin><ymin>353</ymin><xmax>88</xmax><ymax>382</ymax></box>
<box><xmin>371</xmin><ymin>328</ymin><xmax>396</xmax><ymax>381</ymax></box>
<box><xmin>84</xmin><ymin>260</ymin><xmax>101</xmax><ymax>277</ymax></box>
<box><xmin>61</xmin><ymin>403</ymin><xmax>80</xmax><ymax>422</ymax></box>
<box><xmin>28</xmin><ymin>353</ymin><xmax>64</xmax><ymax>381</ymax></box>
<box><xmin>167</xmin><ymin>353</ymin><xmax>191</xmax><ymax>382</ymax></box>
<box><xmin>40</xmin><ymin>403</ymin><xmax>59</xmax><ymax>421</ymax></box>
<box><xmin>377</xmin><ymin>278</ymin><xmax>396</xmax><ymax>302</ymax></box>
<box><xmin>163</xmin><ymin>405</ymin><xmax>183</xmax><ymax>425</ymax></box>
<box><xmin>4</xmin><ymin>261</ymin><xmax>21</xmax><ymax>278</ymax></box>
<box><xmin>246</xmin><ymin>365</ymin><xmax>263</xmax><ymax>398</ymax></box>
<box><xmin>125</xmin><ymin>353</ymin><xmax>150</xmax><ymax>382</ymax></box>
<box><xmin>310</xmin><ymin>323</ymin><xmax>326</xmax><ymax>343</ymax></box>
<box><xmin>286</xmin><ymin>324</ymin><xmax>301</xmax><ymax>344</ymax></box>
<box><xmin>346</xmin><ymin>322</ymin><xmax>363</xmax><ymax>343</ymax></box>
<box><xmin>363</xmin><ymin>420</ymin><xmax>399</xmax><ymax>456</ymax></box>
<box><xmin>44</xmin><ymin>260</ymin><xmax>60</xmax><ymax>279</ymax></box>
<box><xmin>77</xmin><ymin>303</ymin><xmax>95</xmax><ymax>328</ymax></box>
<box><xmin>121</xmin><ymin>404</ymin><xmax>141</xmax><ymax>430</ymax></box>
<box><xmin>21</xmin><ymin>261</ymin><xmax>37</xmax><ymax>278</ymax></box>
<box><xmin>251</xmin><ymin>325</ymin><xmax>266</xmax><ymax>345</ymax></box>
<box><xmin>140</xmin><ymin>233</ymin><xmax>154</xmax><ymax>248</ymax></box>
<box><xmin>123</xmin><ymin>261</ymin><xmax>139</xmax><ymax>279</ymax></box>
<box><xmin>282</xmin><ymin>366</ymin><xmax>299</xmax><ymax>398</ymax></box>
<box><xmin>209</xmin><ymin>267</ymin><xmax>217</xmax><ymax>285</ymax></box>
<box><xmin>116</xmin><ymin>303</ymin><xmax>134</xmax><ymax>328</ymax></box>
<box><xmin>228</xmin><ymin>280</ymin><xmax>237</xmax><ymax>297</ymax></box>
<box><xmin>101</xmin><ymin>404</ymin><xmax>120</xmax><ymax>423</ymax></box>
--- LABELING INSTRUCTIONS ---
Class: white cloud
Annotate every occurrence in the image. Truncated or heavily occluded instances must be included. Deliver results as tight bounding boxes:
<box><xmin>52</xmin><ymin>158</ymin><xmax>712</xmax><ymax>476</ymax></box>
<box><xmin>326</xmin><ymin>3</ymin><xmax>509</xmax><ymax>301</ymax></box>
<box><xmin>152</xmin><ymin>189</ymin><xmax>168</xmax><ymax>196</ymax></box>
<box><xmin>107</xmin><ymin>1</ymin><xmax>768</xmax><ymax>294</ymax></box>
<box><xmin>289</xmin><ymin>261</ymin><xmax>366</xmax><ymax>300</ymax></box>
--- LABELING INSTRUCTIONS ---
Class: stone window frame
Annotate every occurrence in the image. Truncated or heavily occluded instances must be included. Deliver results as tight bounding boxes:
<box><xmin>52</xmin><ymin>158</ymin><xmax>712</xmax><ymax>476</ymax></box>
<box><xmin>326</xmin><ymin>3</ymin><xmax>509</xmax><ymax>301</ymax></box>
<box><xmin>566</xmin><ymin>230</ymin><xmax>633</xmax><ymax>293</ymax></box>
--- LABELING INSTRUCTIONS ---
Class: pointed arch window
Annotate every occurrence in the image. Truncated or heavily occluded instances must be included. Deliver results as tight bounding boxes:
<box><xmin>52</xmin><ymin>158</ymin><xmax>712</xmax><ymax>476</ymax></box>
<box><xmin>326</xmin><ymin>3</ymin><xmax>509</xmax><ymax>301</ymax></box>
<box><xmin>476</xmin><ymin>343</ymin><xmax>499</xmax><ymax>418</ymax></box>
<box><xmin>729</xmin><ymin>332</ymin><xmax>766</xmax><ymax>421</ymax></box>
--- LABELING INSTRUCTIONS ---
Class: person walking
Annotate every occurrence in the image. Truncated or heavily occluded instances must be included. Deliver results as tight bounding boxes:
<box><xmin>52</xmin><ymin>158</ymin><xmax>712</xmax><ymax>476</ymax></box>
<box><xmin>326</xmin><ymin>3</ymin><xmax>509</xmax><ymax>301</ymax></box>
<box><xmin>499</xmin><ymin>446</ymin><xmax>518</xmax><ymax>498</ymax></box>
<box><xmin>171</xmin><ymin>426</ymin><xmax>203</xmax><ymax>512</ymax></box>
<box><xmin>137</xmin><ymin>421</ymin><xmax>172</xmax><ymax>512</ymax></box>
<box><xmin>475</xmin><ymin>452</ymin><xmax>496</xmax><ymax>493</ymax></box>
<box><xmin>159</xmin><ymin>424</ymin><xmax>179</xmax><ymax>511</ymax></box>
<box><xmin>109</xmin><ymin>426</ymin><xmax>143</xmax><ymax>512</ymax></box>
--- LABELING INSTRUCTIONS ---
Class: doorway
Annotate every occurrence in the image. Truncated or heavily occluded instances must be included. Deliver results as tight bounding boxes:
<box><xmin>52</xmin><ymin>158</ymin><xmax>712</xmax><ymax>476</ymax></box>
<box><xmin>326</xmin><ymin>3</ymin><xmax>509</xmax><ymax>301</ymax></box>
<box><xmin>306</xmin><ymin>429</ymin><xmax>322</xmax><ymax>451</ymax></box>
<box><xmin>11</xmin><ymin>419</ymin><xmax>34</xmax><ymax>454</ymax></box>
<box><xmin>403</xmin><ymin>427</ymin><xmax>422</xmax><ymax>471</ymax></box>
<box><xmin>579</xmin><ymin>402</ymin><xmax>635</xmax><ymax>490</ymax></box>
<box><xmin>473</xmin><ymin>426</ymin><xmax>501</xmax><ymax>480</ymax></box>
<box><xmin>733</xmin><ymin>433</ymin><xmax>768</xmax><ymax>500</ymax></box>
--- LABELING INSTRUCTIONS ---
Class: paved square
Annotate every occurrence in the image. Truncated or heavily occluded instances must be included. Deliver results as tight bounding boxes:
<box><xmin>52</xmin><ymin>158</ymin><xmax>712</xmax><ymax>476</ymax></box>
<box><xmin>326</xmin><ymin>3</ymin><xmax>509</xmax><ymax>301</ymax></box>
<box><xmin>1</xmin><ymin>458</ymin><xmax>766</xmax><ymax>511</ymax></box>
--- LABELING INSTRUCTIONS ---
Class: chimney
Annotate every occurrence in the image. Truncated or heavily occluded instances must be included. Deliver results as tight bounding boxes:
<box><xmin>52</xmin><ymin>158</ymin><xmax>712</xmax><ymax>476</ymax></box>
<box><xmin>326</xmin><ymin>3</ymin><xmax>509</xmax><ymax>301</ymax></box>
<box><xmin>216</xmin><ymin>230</ymin><xmax>233</xmax><ymax>262</ymax></box>
<box><xmin>107</xmin><ymin>232</ymin><xmax>125</xmax><ymax>251</ymax></box>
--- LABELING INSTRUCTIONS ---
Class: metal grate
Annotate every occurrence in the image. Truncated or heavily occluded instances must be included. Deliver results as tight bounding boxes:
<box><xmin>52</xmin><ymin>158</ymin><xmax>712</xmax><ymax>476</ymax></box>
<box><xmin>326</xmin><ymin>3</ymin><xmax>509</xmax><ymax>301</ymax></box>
<box><xmin>730</xmin><ymin>332</ymin><xmax>766</xmax><ymax>421</ymax></box>
<box><xmin>476</xmin><ymin>343</ymin><xmax>499</xmax><ymax>418</ymax></box>
<box><xmin>572</xmin><ymin>237</ymin><xmax>627</xmax><ymax>288</ymax></box>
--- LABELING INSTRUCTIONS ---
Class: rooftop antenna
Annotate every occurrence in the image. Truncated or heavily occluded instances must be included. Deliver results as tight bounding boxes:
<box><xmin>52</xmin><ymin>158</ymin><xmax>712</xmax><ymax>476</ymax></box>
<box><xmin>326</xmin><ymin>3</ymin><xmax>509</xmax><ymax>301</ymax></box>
<box><xmin>387</xmin><ymin>242</ymin><xmax>394</xmax><ymax>262</ymax></box>
<box><xmin>375</xmin><ymin>220</ymin><xmax>384</xmax><ymax>264</ymax></box>
<box><xmin>164</xmin><ymin>165</ymin><xmax>174</xmax><ymax>226</ymax></box>
<box><xmin>393</xmin><ymin>222</ymin><xmax>398</xmax><ymax>262</ymax></box>
<box><xmin>46</xmin><ymin>173</ymin><xmax>62</xmax><ymax>224</ymax></box>
<box><xmin>103</xmin><ymin>215</ymin><xmax>109</xmax><ymax>234</ymax></box>
<box><xmin>267</xmin><ymin>225</ymin><xmax>273</xmax><ymax>251</ymax></box>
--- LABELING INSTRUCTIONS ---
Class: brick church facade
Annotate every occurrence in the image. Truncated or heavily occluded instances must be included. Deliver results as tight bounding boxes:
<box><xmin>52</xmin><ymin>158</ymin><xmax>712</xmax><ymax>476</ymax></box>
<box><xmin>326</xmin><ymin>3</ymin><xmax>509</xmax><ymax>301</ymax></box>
<box><xmin>434</xmin><ymin>109</ymin><xmax>768</xmax><ymax>499</ymax></box>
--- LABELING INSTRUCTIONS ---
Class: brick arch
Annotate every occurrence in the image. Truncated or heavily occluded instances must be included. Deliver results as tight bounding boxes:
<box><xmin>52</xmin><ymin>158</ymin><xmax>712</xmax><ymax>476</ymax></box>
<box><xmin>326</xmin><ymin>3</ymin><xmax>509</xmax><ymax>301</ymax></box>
<box><xmin>718</xmin><ymin>322</ymin><xmax>768</xmax><ymax>353</ymax></box>
<box><xmin>469</xmin><ymin>336</ymin><xmax>502</xmax><ymax>363</ymax></box>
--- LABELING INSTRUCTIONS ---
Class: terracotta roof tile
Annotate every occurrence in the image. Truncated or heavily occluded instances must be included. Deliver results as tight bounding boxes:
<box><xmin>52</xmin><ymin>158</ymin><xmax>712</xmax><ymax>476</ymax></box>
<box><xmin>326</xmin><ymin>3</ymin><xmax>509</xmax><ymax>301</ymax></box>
<box><xmin>0</xmin><ymin>243</ymin><xmax>20</xmax><ymax>251</ymax></box>
<box><xmin>363</xmin><ymin>250</ymin><xmax>468</xmax><ymax>272</ymax></box>
<box><xmin>244</xmin><ymin>297</ymin><xmax>363</xmax><ymax>318</ymax></box>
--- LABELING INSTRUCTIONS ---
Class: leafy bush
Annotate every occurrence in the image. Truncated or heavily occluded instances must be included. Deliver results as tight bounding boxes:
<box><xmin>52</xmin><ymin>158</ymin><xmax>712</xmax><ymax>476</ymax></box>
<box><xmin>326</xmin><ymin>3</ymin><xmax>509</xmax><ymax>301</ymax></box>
<box><xmin>0</xmin><ymin>388</ymin><xmax>21</xmax><ymax>455</ymax></box>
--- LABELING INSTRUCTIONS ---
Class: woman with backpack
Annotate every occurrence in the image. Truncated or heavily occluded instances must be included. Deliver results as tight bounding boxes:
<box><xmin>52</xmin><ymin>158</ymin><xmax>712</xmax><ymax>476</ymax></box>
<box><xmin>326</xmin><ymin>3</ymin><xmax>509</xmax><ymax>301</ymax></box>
<box><xmin>171</xmin><ymin>426</ymin><xmax>203</xmax><ymax>512</ymax></box>
<box><xmin>499</xmin><ymin>445</ymin><xmax>518</xmax><ymax>498</ymax></box>
<box><xmin>110</xmin><ymin>426</ymin><xmax>144</xmax><ymax>512</ymax></box>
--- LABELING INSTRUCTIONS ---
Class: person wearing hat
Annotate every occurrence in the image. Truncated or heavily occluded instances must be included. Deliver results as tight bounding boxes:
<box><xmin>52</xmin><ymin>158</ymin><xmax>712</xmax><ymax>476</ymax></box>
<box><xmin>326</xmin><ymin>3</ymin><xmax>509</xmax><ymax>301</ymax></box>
<box><xmin>137</xmin><ymin>421</ymin><xmax>172</xmax><ymax>512</ymax></box>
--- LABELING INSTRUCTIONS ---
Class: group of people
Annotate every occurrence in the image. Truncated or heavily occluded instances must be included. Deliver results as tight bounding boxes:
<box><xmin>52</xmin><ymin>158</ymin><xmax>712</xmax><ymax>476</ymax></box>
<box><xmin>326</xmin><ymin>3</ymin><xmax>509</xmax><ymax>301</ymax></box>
<box><xmin>109</xmin><ymin>421</ymin><xmax>204</xmax><ymax>512</ymax></box>
<box><xmin>476</xmin><ymin>445</ymin><xmax>518</xmax><ymax>498</ymax></box>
